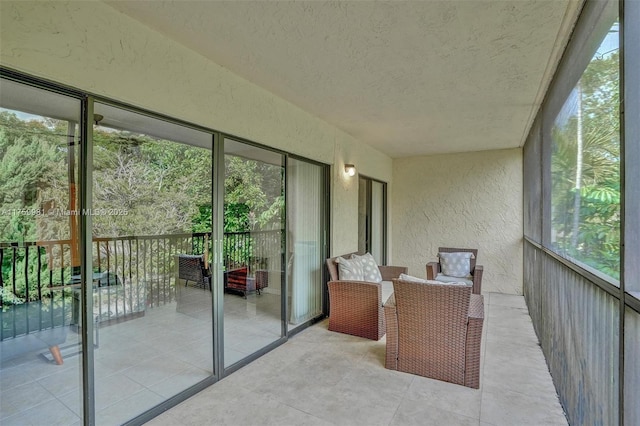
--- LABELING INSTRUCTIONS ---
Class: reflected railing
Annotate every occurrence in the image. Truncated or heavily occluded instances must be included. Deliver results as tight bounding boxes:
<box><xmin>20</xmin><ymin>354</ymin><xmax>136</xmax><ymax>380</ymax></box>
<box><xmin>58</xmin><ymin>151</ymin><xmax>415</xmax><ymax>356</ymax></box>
<box><xmin>0</xmin><ymin>230</ymin><xmax>283</xmax><ymax>341</ymax></box>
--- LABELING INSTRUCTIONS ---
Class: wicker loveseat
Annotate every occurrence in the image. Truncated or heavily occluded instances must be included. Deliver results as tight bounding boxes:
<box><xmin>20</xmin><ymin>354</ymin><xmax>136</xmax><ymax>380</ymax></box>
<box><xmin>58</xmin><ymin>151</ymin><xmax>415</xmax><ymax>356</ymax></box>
<box><xmin>384</xmin><ymin>278</ymin><xmax>484</xmax><ymax>388</ymax></box>
<box><xmin>326</xmin><ymin>253</ymin><xmax>407</xmax><ymax>340</ymax></box>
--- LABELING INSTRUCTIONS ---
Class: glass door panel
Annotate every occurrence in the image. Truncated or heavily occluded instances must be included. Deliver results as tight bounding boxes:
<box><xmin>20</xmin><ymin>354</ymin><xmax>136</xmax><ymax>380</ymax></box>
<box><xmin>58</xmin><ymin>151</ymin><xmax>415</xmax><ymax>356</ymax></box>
<box><xmin>223</xmin><ymin>139</ymin><xmax>284</xmax><ymax>367</ymax></box>
<box><xmin>370</xmin><ymin>180</ymin><xmax>385</xmax><ymax>264</ymax></box>
<box><xmin>358</xmin><ymin>177</ymin><xmax>368</xmax><ymax>254</ymax></box>
<box><xmin>287</xmin><ymin>158</ymin><xmax>325</xmax><ymax>330</ymax></box>
<box><xmin>0</xmin><ymin>79</ymin><xmax>83</xmax><ymax>424</ymax></box>
<box><xmin>91</xmin><ymin>102</ymin><xmax>213</xmax><ymax>423</ymax></box>
<box><xmin>358</xmin><ymin>177</ymin><xmax>387</xmax><ymax>264</ymax></box>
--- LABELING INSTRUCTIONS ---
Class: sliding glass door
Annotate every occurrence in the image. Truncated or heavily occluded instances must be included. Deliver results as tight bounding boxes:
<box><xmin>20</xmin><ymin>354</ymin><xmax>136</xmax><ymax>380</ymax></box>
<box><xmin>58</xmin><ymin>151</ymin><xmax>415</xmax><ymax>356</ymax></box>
<box><xmin>358</xmin><ymin>176</ymin><xmax>387</xmax><ymax>264</ymax></box>
<box><xmin>1</xmin><ymin>72</ymin><xmax>329</xmax><ymax>424</ymax></box>
<box><xmin>0</xmin><ymin>78</ymin><xmax>84</xmax><ymax>424</ymax></box>
<box><xmin>287</xmin><ymin>158</ymin><xmax>326</xmax><ymax>330</ymax></box>
<box><xmin>91</xmin><ymin>102</ymin><xmax>214</xmax><ymax>423</ymax></box>
<box><xmin>223</xmin><ymin>138</ymin><xmax>284</xmax><ymax>367</ymax></box>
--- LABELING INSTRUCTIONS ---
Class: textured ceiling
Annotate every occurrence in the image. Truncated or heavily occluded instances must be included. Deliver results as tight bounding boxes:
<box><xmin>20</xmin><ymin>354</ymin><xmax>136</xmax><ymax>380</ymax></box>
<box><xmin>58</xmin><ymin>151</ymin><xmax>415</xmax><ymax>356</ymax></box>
<box><xmin>105</xmin><ymin>0</ymin><xmax>581</xmax><ymax>157</ymax></box>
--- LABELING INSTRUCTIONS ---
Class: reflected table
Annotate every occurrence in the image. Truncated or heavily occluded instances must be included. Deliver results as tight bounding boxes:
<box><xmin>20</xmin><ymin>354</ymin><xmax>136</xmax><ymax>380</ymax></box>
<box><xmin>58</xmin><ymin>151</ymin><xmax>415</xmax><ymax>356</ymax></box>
<box><xmin>69</xmin><ymin>272</ymin><xmax>122</xmax><ymax>345</ymax></box>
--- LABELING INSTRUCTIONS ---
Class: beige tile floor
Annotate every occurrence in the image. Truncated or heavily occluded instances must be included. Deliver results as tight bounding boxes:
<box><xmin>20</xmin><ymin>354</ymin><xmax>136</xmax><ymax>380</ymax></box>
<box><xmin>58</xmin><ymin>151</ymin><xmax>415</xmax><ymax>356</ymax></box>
<box><xmin>147</xmin><ymin>292</ymin><xmax>567</xmax><ymax>426</ymax></box>
<box><xmin>0</xmin><ymin>290</ymin><xmax>283</xmax><ymax>425</ymax></box>
<box><xmin>1</xmin><ymin>292</ymin><xmax>565</xmax><ymax>425</ymax></box>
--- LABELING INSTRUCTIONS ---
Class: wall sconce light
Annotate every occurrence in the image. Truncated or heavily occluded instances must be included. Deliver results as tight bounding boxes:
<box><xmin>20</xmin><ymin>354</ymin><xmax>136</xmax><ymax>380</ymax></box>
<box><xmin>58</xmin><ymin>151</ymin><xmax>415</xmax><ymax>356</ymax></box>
<box><xmin>344</xmin><ymin>164</ymin><xmax>356</xmax><ymax>177</ymax></box>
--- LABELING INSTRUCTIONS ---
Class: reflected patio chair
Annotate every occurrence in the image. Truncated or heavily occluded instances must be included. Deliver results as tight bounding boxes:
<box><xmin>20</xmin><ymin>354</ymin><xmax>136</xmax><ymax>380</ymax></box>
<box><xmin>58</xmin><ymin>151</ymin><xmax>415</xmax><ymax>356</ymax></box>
<box><xmin>177</xmin><ymin>254</ymin><xmax>210</xmax><ymax>290</ymax></box>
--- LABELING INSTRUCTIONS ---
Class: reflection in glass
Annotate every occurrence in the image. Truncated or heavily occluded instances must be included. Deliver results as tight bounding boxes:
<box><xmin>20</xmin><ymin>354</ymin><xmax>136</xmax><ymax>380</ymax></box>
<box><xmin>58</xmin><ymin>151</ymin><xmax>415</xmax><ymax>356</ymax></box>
<box><xmin>358</xmin><ymin>177</ymin><xmax>387</xmax><ymax>264</ymax></box>
<box><xmin>358</xmin><ymin>177</ymin><xmax>368</xmax><ymax>255</ymax></box>
<box><xmin>0</xmin><ymin>79</ymin><xmax>83</xmax><ymax>424</ymax></box>
<box><xmin>223</xmin><ymin>139</ymin><xmax>284</xmax><ymax>367</ymax></box>
<box><xmin>550</xmin><ymin>20</ymin><xmax>620</xmax><ymax>280</ymax></box>
<box><xmin>91</xmin><ymin>103</ymin><xmax>213</xmax><ymax>423</ymax></box>
<box><xmin>370</xmin><ymin>181</ymin><xmax>385</xmax><ymax>264</ymax></box>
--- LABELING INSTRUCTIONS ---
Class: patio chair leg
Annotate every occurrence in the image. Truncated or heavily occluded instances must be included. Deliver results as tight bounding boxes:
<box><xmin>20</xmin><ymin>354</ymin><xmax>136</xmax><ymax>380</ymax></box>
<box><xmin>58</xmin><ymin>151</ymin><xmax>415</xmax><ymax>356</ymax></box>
<box><xmin>49</xmin><ymin>345</ymin><xmax>64</xmax><ymax>365</ymax></box>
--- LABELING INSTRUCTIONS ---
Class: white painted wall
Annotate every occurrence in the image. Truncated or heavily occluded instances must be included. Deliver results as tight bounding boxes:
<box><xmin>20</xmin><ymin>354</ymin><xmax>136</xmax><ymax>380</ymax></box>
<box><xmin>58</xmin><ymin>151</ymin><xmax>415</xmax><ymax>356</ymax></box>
<box><xmin>0</xmin><ymin>1</ymin><xmax>392</xmax><ymax>258</ymax></box>
<box><xmin>1</xmin><ymin>2</ymin><xmax>523</xmax><ymax>282</ymax></box>
<box><xmin>392</xmin><ymin>149</ymin><xmax>524</xmax><ymax>294</ymax></box>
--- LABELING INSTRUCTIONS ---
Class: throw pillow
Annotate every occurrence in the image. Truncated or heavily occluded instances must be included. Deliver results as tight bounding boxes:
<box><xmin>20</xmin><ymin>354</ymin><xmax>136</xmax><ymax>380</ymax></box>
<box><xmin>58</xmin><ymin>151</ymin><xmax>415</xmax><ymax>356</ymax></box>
<box><xmin>336</xmin><ymin>256</ymin><xmax>364</xmax><ymax>281</ymax></box>
<box><xmin>351</xmin><ymin>253</ymin><xmax>383</xmax><ymax>283</ymax></box>
<box><xmin>399</xmin><ymin>273</ymin><xmax>468</xmax><ymax>286</ymax></box>
<box><xmin>439</xmin><ymin>252</ymin><xmax>474</xmax><ymax>278</ymax></box>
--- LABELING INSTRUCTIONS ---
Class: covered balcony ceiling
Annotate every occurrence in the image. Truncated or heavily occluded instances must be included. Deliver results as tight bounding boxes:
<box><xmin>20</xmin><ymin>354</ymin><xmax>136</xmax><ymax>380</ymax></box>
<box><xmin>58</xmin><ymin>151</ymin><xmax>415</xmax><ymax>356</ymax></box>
<box><xmin>106</xmin><ymin>0</ymin><xmax>582</xmax><ymax>157</ymax></box>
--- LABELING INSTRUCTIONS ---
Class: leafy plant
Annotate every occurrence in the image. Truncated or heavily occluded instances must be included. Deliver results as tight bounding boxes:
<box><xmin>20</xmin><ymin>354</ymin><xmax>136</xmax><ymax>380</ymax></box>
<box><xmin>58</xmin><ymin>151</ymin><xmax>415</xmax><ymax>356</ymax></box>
<box><xmin>551</xmin><ymin>49</ymin><xmax>620</xmax><ymax>280</ymax></box>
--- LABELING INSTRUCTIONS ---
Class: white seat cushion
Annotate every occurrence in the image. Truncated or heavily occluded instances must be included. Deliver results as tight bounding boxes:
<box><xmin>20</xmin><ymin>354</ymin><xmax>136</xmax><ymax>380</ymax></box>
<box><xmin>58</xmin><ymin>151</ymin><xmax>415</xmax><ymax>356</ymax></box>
<box><xmin>435</xmin><ymin>273</ymin><xmax>473</xmax><ymax>286</ymax></box>
<box><xmin>398</xmin><ymin>273</ymin><xmax>469</xmax><ymax>286</ymax></box>
<box><xmin>381</xmin><ymin>280</ymin><xmax>394</xmax><ymax>303</ymax></box>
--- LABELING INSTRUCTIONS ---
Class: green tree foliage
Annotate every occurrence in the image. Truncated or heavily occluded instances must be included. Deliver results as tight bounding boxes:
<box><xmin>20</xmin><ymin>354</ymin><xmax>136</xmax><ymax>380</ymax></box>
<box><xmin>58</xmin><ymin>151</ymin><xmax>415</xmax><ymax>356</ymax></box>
<box><xmin>223</xmin><ymin>156</ymin><xmax>284</xmax><ymax>267</ymax></box>
<box><xmin>0</xmin><ymin>112</ymin><xmax>71</xmax><ymax>243</ymax></box>
<box><xmin>0</xmin><ymin>111</ymin><xmax>76</xmax><ymax>307</ymax></box>
<box><xmin>1</xmin><ymin>110</ymin><xmax>284</xmax><ymax>306</ymax></box>
<box><xmin>224</xmin><ymin>155</ymin><xmax>283</xmax><ymax>232</ymax></box>
<box><xmin>92</xmin><ymin>131</ymin><xmax>206</xmax><ymax>237</ymax></box>
<box><xmin>551</xmin><ymin>48</ymin><xmax>620</xmax><ymax>279</ymax></box>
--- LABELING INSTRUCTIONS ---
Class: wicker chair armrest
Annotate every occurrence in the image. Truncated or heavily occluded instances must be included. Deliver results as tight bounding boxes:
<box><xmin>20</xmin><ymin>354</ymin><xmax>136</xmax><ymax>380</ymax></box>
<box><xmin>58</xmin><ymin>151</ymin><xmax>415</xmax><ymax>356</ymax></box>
<box><xmin>328</xmin><ymin>279</ymin><xmax>382</xmax><ymax>291</ymax></box>
<box><xmin>379</xmin><ymin>265</ymin><xmax>408</xmax><ymax>281</ymax></box>
<box><xmin>468</xmin><ymin>293</ymin><xmax>484</xmax><ymax>321</ymax></box>
<box><xmin>327</xmin><ymin>280</ymin><xmax>383</xmax><ymax>309</ymax></box>
<box><xmin>383</xmin><ymin>293</ymin><xmax>398</xmax><ymax>369</ymax></box>
<box><xmin>472</xmin><ymin>265</ymin><xmax>483</xmax><ymax>294</ymax></box>
<box><xmin>465</xmin><ymin>293</ymin><xmax>484</xmax><ymax>388</ymax></box>
<box><xmin>328</xmin><ymin>280</ymin><xmax>384</xmax><ymax>340</ymax></box>
<box><xmin>426</xmin><ymin>262</ymin><xmax>439</xmax><ymax>280</ymax></box>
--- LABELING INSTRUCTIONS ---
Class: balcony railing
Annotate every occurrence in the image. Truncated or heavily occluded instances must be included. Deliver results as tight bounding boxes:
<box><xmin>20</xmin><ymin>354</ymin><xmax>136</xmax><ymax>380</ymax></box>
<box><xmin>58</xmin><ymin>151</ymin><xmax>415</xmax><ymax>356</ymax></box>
<box><xmin>0</xmin><ymin>230</ymin><xmax>282</xmax><ymax>341</ymax></box>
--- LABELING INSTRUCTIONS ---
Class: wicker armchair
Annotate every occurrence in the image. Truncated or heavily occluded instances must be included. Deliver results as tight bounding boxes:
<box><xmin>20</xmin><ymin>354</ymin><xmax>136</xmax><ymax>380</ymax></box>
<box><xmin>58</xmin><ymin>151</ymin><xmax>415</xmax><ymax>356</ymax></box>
<box><xmin>177</xmin><ymin>254</ymin><xmax>210</xmax><ymax>290</ymax></box>
<box><xmin>426</xmin><ymin>247</ymin><xmax>483</xmax><ymax>294</ymax></box>
<box><xmin>326</xmin><ymin>253</ymin><xmax>407</xmax><ymax>340</ymax></box>
<box><xmin>384</xmin><ymin>278</ymin><xmax>484</xmax><ymax>388</ymax></box>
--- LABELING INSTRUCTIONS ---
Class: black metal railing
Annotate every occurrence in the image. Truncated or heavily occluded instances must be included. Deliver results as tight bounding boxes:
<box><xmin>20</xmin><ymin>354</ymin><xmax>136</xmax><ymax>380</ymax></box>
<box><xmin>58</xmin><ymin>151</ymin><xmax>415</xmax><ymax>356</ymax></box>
<box><xmin>0</xmin><ymin>230</ymin><xmax>283</xmax><ymax>341</ymax></box>
<box><xmin>223</xmin><ymin>230</ymin><xmax>283</xmax><ymax>271</ymax></box>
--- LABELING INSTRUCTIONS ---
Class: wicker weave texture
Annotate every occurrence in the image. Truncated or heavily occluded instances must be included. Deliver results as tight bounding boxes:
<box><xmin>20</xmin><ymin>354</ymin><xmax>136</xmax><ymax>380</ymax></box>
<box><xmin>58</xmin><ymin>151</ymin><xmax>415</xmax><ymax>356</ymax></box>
<box><xmin>325</xmin><ymin>254</ymin><xmax>407</xmax><ymax>341</ymax></box>
<box><xmin>328</xmin><ymin>280</ymin><xmax>384</xmax><ymax>340</ymax></box>
<box><xmin>426</xmin><ymin>247</ymin><xmax>483</xmax><ymax>294</ymax></box>
<box><xmin>384</xmin><ymin>294</ymin><xmax>398</xmax><ymax>369</ymax></box>
<box><xmin>385</xmin><ymin>279</ymin><xmax>484</xmax><ymax>389</ymax></box>
<box><xmin>380</xmin><ymin>265</ymin><xmax>409</xmax><ymax>281</ymax></box>
<box><xmin>465</xmin><ymin>294</ymin><xmax>484</xmax><ymax>389</ymax></box>
<box><xmin>177</xmin><ymin>254</ymin><xmax>210</xmax><ymax>290</ymax></box>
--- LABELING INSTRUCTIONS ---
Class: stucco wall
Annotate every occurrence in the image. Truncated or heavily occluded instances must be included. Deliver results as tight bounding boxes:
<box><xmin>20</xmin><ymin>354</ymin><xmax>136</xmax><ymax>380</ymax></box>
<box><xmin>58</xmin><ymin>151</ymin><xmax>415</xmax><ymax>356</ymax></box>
<box><xmin>392</xmin><ymin>149</ymin><xmax>523</xmax><ymax>294</ymax></box>
<box><xmin>0</xmin><ymin>1</ymin><xmax>392</xmax><ymax>257</ymax></box>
